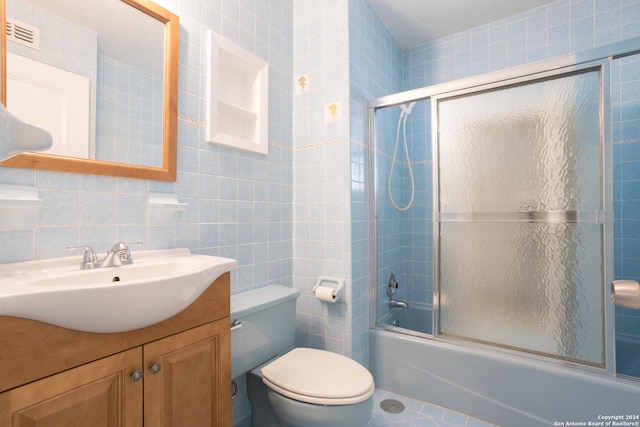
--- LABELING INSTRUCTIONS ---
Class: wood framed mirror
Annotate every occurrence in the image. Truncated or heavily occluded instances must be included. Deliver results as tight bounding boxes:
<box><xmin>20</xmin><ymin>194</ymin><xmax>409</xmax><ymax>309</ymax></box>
<box><xmin>0</xmin><ymin>0</ymin><xmax>178</xmax><ymax>181</ymax></box>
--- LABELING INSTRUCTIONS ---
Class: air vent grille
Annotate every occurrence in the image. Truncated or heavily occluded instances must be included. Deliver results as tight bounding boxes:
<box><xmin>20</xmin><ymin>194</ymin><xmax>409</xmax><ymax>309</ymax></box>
<box><xmin>6</xmin><ymin>18</ymin><xmax>40</xmax><ymax>49</ymax></box>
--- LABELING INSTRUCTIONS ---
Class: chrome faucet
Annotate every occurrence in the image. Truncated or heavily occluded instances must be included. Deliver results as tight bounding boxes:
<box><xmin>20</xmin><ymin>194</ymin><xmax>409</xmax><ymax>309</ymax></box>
<box><xmin>101</xmin><ymin>242</ymin><xmax>141</xmax><ymax>267</ymax></box>
<box><xmin>386</xmin><ymin>272</ymin><xmax>409</xmax><ymax>309</ymax></box>
<box><xmin>389</xmin><ymin>298</ymin><xmax>409</xmax><ymax>309</ymax></box>
<box><xmin>68</xmin><ymin>242</ymin><xmax>142</xmax><ymax>269</ymax></box>
<box><xmin>67</xmin><ymin>245</ymin><xmax>100</xmax><ymax>269</ymax></box>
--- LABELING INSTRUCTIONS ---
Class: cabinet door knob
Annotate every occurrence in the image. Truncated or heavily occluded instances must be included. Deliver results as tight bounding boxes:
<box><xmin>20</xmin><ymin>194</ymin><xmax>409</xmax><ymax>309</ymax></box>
<box><xmin>149</xmin><ymin>362</ymin><xmax>162</xmax><ymax>374</ymax></box>
<box><xmin>130</xmin><ymin>369</ymin><xmax>144</xmax><ymax>382</ymax></box>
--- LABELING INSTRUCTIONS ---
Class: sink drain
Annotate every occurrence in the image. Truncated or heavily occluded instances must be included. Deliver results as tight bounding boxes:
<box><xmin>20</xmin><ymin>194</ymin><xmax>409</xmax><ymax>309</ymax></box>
<box><xmin>380</xmin><ymin>398</ymin><xmax>405</xmax><ymax>414</ymax></box>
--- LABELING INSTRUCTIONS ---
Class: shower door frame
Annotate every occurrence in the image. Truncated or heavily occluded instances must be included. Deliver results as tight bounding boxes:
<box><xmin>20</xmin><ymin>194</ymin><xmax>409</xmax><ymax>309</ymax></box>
<box><xmin>368</xmin><ymin>36</ymin><xmax>640</xmax><ymax>375</ymax></box>
<box><xmin>431</xmin><ymin>60</ymin><xmax>614</xmax><ymax>372</ymax></box>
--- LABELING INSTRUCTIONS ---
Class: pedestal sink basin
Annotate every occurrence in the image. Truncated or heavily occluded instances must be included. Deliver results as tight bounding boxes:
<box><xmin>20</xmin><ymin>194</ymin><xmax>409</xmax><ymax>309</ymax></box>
<box><xmin>0</xmin><ymin>248</ymin><xmax>236</xmax><ymax>333</ymax></box>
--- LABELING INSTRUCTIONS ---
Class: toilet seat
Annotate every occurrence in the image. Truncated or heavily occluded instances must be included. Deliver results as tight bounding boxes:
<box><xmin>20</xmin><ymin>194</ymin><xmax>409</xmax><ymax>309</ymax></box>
<box><xmin>261</xmin><ymin>348</ymin><xmax>375</xmax><ymax>406</ymax></box>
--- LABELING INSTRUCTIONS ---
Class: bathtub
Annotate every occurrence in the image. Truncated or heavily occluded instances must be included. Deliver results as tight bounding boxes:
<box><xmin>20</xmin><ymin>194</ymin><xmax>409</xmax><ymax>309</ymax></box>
<box><xmin>379</xmin><ymin>303</ymin><xmax>432</xmax><ymax>335</ymax></box>
<box><xmin>372</xmin><ymin>308</ymin><xmax>640</xmax><ymax>427</ymax></box>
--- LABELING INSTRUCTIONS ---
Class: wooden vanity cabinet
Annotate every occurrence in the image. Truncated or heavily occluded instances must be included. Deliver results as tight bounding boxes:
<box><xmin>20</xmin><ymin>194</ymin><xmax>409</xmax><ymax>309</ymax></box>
<box><xmin>0</xmin><ymin>273</ymin><xmax>232</xmax><ymax>427</ymax></box>
<box><xmin>0</xmin><ymin>347</ymin><xmax>143</xmax><ymax>427</ymax></box>
<box><xmin>144</xmin><ymin>320</ymin><xmax>229</xmax><ymax>426</ymax></box>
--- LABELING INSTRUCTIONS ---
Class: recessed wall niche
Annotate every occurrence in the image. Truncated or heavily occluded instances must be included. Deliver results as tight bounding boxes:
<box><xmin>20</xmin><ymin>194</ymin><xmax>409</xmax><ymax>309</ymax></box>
<box><xmin>206</xmin><ymin>32</ymin><xmax>269</xmax><ymax>154</ymax></box>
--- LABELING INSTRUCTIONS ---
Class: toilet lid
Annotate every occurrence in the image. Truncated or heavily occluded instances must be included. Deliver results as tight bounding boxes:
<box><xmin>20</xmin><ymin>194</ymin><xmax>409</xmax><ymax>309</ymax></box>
<box><xmin>261</xmin><ymin>348</ymin><xmax>375</xmax><ymax>405</ymax></box>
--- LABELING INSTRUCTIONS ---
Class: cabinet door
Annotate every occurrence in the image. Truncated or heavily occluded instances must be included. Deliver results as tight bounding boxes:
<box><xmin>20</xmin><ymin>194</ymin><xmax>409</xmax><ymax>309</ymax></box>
<box><xmin>143</xmin><ymin>319</ymin><xmax>231</xmax><ymax>427</ymax></box>
<box><xmin>0</xmin><ymin>347</ymin><xmax>143</xmax><ymax>427</ymax></box>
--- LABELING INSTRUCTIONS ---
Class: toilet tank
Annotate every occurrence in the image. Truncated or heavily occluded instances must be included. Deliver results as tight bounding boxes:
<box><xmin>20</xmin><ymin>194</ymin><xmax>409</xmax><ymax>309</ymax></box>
<box><xmin>230</xmin><ymin>285</ymin><xmax>300</xmax><ymax>379</ymax></box>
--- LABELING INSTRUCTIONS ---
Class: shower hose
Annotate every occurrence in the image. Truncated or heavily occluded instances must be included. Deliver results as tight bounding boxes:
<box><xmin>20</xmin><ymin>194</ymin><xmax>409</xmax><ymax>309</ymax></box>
<box><xmin>387</xmin><ymin>102</ymin><xmax>416</xmax><ymax>211</ymax></box>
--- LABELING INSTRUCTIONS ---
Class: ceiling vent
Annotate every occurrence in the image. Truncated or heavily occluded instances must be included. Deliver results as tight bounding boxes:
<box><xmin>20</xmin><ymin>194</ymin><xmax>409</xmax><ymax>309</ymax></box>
<box><xmin>6</xmin><ymin>18</ymin><xmax>40</xmax><ymax>49</ymax></box>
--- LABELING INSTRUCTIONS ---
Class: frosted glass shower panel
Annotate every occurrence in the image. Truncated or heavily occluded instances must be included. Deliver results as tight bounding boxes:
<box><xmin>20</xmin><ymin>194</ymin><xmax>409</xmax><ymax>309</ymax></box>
<box><xmin>438</xmin><ymin>70</ymin><xmax>601</xmax><ymax>213</ymax></box>
<box><xmin>439</xmin><ymin>222</ymin><xmax>603</xmax><ymax>365</ymax></box>
<box><xmin>436</xmin><ymin>68</ymin><xmax>606</xmax><ymax>367</ymax></box>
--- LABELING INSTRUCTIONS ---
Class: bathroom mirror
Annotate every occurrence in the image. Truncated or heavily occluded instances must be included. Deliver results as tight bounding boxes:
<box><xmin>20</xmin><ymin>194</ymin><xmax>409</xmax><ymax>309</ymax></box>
<box><xmin>0</xmin><ymin>0</ymin><xmax>179</xmax><ymax>181</ymax></box>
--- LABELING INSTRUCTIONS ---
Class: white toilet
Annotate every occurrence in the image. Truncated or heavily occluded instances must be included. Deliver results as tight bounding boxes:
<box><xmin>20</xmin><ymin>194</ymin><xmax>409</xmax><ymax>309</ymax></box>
<box><xmin>231</xmin><ymin>285</ymin><xmax>374</xmax><ymax>427</ymax></box>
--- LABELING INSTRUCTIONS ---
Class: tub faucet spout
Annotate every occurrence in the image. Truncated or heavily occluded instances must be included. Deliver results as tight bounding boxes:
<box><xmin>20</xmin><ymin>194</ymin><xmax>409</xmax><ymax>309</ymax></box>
<box><xmin>389</xmin><ymin>298</ymin><xmax>409</xmax><ymax>309</ymax></box>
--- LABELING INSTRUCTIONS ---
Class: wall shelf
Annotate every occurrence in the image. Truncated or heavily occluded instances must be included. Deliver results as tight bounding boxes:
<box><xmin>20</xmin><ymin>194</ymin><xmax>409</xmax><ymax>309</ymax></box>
<box><xmin>206</xmin><ymin>32</ymin><xmax>268</xmax><ymax>154</ymax></box>
<box><xmin>0</xmin><ymin>184</ymin><xmax>42</xmax><ymax>231</ymax></box>
<box><xmin>218</xmin><ymin>101</ymin><xmax>258</xmax><ymax>141</ymax></box>
<box><xmin>147</xmin><ymin>192</ymin><xmax>187</xmax><ymax>226</ymax></box>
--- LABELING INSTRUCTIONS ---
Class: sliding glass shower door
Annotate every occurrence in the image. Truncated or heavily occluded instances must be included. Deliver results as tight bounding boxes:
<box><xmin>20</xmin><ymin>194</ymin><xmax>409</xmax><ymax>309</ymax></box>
<box><xmin>434</xmin><ymin>63</ymin><xmax>614</xmax><ymax>370</ymax></box>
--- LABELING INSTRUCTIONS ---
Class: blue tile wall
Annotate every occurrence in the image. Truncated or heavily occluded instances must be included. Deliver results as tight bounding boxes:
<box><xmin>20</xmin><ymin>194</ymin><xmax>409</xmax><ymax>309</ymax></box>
<box><xmin>0</xmin><ymin>0</ymin><xmax>295</xmax><ymax>300</ymax></box>
<box><xmin>375</xmin><ymin>106</ymin><xmax>407</xmax><ymax>317</ymax></box>
<box><xmin>403</xmin><ymin>0</ymin><xmax>640</xmax><ymax>90</ymax></box>
<box><xmin>374</xmin><ymin>98</ymin><xmax>433</xmax><ymax>317</ymax></box>
<box><xmin>292</xmin><ymin>0</ymin><xmax>352</xmax><ymax>362</ymax></box>
<box><xmin>96</xmin><ymin>55</ymin><xmax>164</xmax><ymax>167</ymax></box>
<box><xmin>403</xmin><ymin>101</ymin><xmax>432</xmax><ymax>307</ymax></box>
<box><xmin>614</xmin><ymin>52</ymin><xmax>640</xmax><ymax>338</ymax></box>
<box><xmin>349</xmin><ymin>0</ymin><xmax>403</xmax><ymax>364</ymax></box>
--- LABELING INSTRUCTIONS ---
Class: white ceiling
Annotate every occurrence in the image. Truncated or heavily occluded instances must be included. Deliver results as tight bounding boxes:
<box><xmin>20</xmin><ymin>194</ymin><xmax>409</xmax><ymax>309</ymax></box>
<box><xmin>21</xmin><ymin>0</ymin><xmax>558</xmax><ymax>74</ymax></box>
<box><xmin>368</xmin><ymin>0</ymin><xmax>558</xmax><ymax>49</ymax></box>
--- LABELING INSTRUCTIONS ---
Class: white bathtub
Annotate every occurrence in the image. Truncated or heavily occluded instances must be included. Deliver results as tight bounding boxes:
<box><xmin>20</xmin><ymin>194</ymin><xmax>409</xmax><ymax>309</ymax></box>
<box><xmin>372</xmin><ymin>307</ymin><xmax>640</xmax><ymax>427</ymax></box>
<box><xmin>379</xmin><ymin>303</ymin><xmax>432</xmax><ymax>335</ymax></box>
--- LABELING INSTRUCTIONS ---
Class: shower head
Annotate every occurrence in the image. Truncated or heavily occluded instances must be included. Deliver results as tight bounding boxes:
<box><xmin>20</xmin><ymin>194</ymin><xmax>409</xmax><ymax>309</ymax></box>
<box><xmin>400</xmin><ymin>102</ymin><xmax>417</xmax><ymax>116</ymax></box>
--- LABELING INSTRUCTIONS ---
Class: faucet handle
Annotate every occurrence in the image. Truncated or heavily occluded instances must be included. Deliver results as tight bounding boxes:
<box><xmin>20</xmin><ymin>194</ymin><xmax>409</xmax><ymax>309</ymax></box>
<box><xmin>386</xmin><ymin>273</ymin><xmax>398</xmax><ymax>297</ymax></box>
<box><xmin>110</xmin><ymin>241</ymin><xmax>142</xmax><ymax>251</ymax></box>
<box><xmin>67</xmin><ymin>245</ymin><xmax>100</xmax><ymax>270</ymax></box>
<box><xmin>111</xmin><ymin>241</ymin><xmax>143</xmax><ymax>265</ymax></box>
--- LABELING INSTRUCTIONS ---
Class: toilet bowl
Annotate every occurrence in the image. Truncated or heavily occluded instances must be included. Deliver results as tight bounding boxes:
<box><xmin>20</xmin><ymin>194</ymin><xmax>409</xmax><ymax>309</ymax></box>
<box><xmin>231</xmin><ymin>285</ymin><xmax>374</xmax><ymax>427</ymax></box>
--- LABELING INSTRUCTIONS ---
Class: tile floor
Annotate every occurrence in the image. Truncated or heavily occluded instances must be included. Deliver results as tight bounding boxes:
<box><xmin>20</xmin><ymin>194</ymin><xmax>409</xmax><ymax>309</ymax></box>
<box><xmin>368</xmin><ymin>388</ymin><xmax>498</xmax><ymax>427</ymax></box>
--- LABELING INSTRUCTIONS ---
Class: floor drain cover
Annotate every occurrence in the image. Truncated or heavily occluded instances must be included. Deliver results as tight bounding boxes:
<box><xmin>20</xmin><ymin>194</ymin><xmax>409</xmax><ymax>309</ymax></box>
<box><xmin>380</xmin><ymin>399</ymin><xmax>405</xmax><ymax>414</ymax></box>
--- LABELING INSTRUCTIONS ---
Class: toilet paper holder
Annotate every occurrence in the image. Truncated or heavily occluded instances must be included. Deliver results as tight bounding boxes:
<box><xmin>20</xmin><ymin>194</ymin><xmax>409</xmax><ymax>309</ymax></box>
<box><xmin>313</xmin><ymin>277</ymin><xmax>345</xmax><ymax>302</ymax></box>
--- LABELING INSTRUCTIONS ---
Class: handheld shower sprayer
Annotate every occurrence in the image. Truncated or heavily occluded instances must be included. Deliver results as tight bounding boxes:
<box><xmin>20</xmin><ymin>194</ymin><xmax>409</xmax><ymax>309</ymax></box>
<box><xmin>400</xmin><ymin>101</ymin><xmax>416</xmax><ymax>117</ymax></box>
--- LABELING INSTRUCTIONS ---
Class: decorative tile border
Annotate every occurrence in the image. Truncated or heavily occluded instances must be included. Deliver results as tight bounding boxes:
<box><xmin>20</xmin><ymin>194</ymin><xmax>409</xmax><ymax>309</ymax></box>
<box><xmin>178</xmin><ymin>115</ymin><xmax>344</xmax><ymax>152</ymax></box>
<box><xmin>178</xmin><ymin>115</ymin><xmax>206</xmax><ymax>126</ymax></box>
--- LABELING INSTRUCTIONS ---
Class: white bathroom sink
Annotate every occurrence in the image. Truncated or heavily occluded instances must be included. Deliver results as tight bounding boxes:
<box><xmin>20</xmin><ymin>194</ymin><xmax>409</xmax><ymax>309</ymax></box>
<box><xmin>0</xmin><ymin>248</ymin><xmax>236</xmax><ymax>333</ymax></box>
